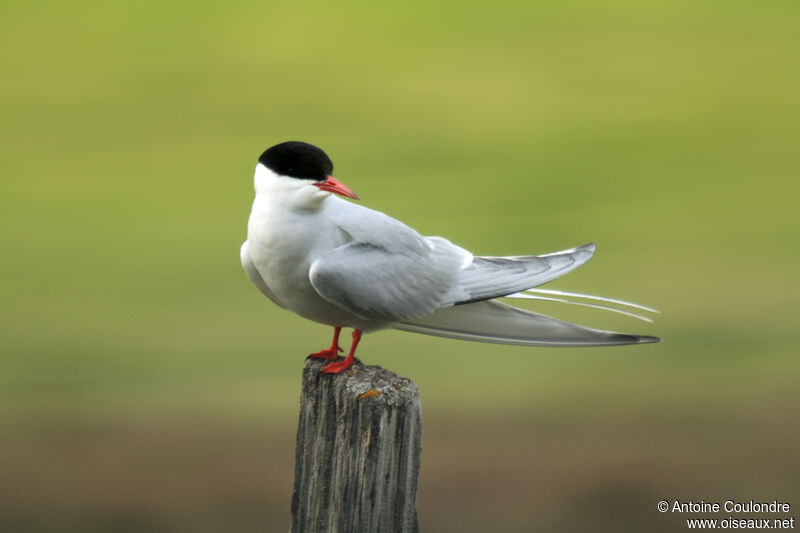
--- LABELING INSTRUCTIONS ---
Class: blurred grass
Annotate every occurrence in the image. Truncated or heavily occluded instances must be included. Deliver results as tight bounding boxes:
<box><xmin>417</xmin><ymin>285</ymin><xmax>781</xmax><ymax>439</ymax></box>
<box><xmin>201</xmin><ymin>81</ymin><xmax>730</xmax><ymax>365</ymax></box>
<box><xmin>1</xmin><ymin>0</ymin><xmax>799</xmax><ymax>531</ymax></box>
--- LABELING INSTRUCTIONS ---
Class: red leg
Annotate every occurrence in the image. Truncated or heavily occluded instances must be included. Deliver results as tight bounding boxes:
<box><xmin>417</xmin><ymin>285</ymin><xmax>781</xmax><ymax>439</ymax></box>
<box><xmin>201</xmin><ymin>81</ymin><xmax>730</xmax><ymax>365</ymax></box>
<box><xmin>322</xmin><ymin>329</ymin><xmax>362</xmax><ymax>374</ymax></box>
<box><xmin>309</xmin><ymin>327</ymin><xmax>343</xmax><ymax>360</ymax></box>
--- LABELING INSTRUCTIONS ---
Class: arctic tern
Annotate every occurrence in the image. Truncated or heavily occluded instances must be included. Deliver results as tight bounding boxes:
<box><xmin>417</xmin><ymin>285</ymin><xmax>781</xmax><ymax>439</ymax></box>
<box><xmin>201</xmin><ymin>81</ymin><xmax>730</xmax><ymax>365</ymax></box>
<box><xmin>241</xmin><ymin>141</ymin><xmax>659</xmax><ymax>374</ymax></box>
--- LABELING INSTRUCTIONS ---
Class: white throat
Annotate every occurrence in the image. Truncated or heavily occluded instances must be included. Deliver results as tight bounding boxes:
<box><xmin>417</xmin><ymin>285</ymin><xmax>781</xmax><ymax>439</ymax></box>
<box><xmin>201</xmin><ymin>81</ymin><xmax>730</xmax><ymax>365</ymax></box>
<box><xmin>253</xmin><ymin>163</ymin><xmax>330</xmax><ymax>210</ymax></box>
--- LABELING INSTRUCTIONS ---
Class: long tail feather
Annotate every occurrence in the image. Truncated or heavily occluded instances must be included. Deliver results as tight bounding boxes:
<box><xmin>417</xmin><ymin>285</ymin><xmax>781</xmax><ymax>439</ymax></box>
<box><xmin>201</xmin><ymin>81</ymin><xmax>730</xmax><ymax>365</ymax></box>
<box><xmin>504</xmin><ymin>292</ymin><xmax>654</xmax><ymax>323</ymax></box>
<box><xmin>520</xmin><ymin>288</ymin><xmax>660</xmax><ymax>314</ymax></box>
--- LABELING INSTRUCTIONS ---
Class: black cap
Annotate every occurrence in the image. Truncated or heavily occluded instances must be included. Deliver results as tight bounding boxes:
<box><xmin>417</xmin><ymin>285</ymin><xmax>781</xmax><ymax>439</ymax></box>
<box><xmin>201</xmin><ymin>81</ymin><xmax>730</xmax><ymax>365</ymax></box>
<box><xmin>258</xmin><ymin>141</ymin><xmax>333</xmax><ymax>181</ymax></box>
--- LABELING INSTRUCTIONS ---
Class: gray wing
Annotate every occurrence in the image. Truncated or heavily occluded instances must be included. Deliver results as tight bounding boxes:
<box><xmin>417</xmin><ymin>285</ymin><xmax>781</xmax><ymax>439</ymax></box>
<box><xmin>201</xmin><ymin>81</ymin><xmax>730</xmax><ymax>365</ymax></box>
<box><xmin>394</xmin><ymin>242</ymin><xmax>660</xmax><ymax>346</ymax></box>
<box><xmin>309</xmin><ymin>236</ymin><xmax>469</xmax><ymax>322</ymax></box>
<box><xmin>396</xmin><ymin>299</ymin><xmax>660</xmax><ymax>346</ymax></box>
<box><xmin>440</xmin><ymin>243</ymin><xmax>597</xmax><ymax>306</ymax></box>
<box><xmin>309</xmin><ymin>200</ymin><xmax>471</xmax><ymax>322</ymax></box>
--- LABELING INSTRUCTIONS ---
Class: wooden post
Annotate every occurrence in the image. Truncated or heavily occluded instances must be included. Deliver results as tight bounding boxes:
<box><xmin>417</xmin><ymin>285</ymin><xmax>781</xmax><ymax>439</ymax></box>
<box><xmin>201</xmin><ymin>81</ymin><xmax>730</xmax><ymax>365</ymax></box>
<box><xmin>290</xmin><ymin>357</ymin><xmax>422</xmax><ymax>533</ymax></box>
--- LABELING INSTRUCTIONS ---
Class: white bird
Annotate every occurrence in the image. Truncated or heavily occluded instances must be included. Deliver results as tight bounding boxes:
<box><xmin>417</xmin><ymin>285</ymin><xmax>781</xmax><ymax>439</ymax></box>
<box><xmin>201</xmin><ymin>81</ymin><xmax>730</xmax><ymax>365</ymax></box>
<box><xmin>241</xmin><ymin>141</ymin><xmax>659</xmax><ymax>374</ymax></box>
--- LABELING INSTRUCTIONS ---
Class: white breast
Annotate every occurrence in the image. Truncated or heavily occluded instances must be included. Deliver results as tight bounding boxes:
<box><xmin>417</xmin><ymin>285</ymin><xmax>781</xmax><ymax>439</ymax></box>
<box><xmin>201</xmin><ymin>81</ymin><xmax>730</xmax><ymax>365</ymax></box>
<box><xmin>245</xmin><ymin>185</ymin><xmax>366</xmax><ymax>328</ymax></box>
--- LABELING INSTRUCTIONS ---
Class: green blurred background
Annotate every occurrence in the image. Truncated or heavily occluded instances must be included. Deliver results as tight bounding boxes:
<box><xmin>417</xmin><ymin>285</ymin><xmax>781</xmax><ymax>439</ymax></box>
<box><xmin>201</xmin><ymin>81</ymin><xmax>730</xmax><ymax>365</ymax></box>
<box><xmin>1</xmin><ymin>1</ymin><xmax>798</xmax><ymax>531</ymax></box>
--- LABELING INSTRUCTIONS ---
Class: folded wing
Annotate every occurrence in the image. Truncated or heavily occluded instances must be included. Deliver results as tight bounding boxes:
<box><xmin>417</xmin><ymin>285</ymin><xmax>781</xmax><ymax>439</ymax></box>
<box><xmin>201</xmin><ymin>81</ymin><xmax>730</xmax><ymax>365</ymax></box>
<box><xmin>309</xmin><ymin>237</ymin><xmax>468</xmax><ymax>322</ymax></box>
<box><xmin>311</xmin><ymin>204</ymin><xmax>658</xmax><ymax>345</ymax></box>
<box><xmin>396</xmin><ymin>299</ymin><xmax>660</xmax><ymax>346</ymax></box>
<box><xmin>440</xmin><ymin>243</ymin><xmax>597</xmax><ymax>305</ymax></box>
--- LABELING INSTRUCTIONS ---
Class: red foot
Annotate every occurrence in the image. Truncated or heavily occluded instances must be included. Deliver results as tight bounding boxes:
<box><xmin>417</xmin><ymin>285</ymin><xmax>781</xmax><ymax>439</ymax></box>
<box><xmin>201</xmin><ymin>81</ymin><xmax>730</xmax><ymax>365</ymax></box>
<box><xmin>309</xmin><ymin>327</ymin><xmax>343</xmax><ymax>361</ymax></box>
<box><xmin>309</xmin><ymin>347</ymin><xmax>342</xmax><ymax>360</ymax></box>
<box><xmin>321</xmin><ymin>356</ymin><xmax>354</xmax><ymax>374</ymax></box>
<box><xmin>322</xmin><ymin>329</ymin><xmax>362</xmax><ymax>375</ymax></box>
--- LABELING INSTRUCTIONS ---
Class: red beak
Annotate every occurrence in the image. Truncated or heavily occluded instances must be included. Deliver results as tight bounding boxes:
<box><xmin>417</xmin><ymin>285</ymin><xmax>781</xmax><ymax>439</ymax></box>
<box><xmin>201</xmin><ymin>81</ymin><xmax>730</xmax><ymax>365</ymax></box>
<box><xmin>314</xmin><ymin>176</ymin><xmax>360</xmax><ymax>200</ymax></box>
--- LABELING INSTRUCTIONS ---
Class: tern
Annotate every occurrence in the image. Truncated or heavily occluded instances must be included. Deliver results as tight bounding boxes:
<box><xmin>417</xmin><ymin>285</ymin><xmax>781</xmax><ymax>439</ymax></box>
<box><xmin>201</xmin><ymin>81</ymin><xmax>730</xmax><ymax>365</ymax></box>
<box><xmin>241</xmin><ymin>141</ymin><xmax>659</xmax><ymax>374</ymax></box>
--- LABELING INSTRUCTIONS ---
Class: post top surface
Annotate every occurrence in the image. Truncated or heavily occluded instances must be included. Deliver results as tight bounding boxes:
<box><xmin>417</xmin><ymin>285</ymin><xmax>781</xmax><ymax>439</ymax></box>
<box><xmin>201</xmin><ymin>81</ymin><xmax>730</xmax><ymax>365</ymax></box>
<box><xmin>303</xmin><ymin>358</ymin><xmax>419</xmax><ymax>406</ymax></box>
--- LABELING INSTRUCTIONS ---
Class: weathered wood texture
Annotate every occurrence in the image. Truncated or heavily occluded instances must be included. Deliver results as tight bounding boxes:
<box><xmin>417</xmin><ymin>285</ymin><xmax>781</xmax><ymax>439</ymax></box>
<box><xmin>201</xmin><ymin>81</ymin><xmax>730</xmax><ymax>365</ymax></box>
<box><xmin>291</xmin><ymin>358</ymin><xmax>422</xmax><ymax>533</ymax></box>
